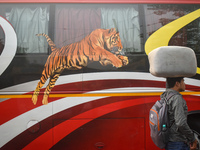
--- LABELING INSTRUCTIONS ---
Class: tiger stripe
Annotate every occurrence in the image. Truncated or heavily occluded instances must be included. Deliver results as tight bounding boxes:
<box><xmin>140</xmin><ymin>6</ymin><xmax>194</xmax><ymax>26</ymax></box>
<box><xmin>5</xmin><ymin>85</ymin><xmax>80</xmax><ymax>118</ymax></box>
<box><xmin>32</xmin><ymin>28</ymin><xmax>128</xmax><ymax>105</ymax></box>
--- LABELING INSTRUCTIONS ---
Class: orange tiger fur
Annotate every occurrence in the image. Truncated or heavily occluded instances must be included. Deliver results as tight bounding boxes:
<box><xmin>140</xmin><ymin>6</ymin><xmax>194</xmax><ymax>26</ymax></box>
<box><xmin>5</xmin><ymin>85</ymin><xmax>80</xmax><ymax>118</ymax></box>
<box><xmin>32</xmin><ymin>28</ymin><xmax>129</xmax><ymax>105</ymax></box>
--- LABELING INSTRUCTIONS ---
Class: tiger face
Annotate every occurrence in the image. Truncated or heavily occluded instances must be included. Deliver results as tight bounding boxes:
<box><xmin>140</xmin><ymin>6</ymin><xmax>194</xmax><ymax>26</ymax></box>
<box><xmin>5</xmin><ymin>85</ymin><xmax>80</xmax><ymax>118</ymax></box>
<box><xmin>104</xmin><ymin>28</ymin><xmax>123</xmax><ymax>54</ymax></box>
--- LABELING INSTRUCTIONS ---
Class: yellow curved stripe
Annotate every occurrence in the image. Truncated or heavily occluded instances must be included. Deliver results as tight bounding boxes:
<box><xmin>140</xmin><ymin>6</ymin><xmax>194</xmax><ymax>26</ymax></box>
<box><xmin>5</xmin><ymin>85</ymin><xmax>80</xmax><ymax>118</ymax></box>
<box><xmin>145</xmin><ymin>9</ymin><xmax>200</xmax><ymax>74</ymax></box>
<box><xmin>0</xmin><ymin>92</ymin><xmax>200</xmax><ymax>98</ymax></box>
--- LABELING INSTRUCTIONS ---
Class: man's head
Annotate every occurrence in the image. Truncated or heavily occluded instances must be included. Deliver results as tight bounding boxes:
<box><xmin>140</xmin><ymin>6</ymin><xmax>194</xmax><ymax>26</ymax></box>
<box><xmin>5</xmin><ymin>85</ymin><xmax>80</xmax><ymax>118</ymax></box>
<box><xmin>166</xmin><ymin>77</ymin><xmax>185</xmax><ymax>92</ymax></box>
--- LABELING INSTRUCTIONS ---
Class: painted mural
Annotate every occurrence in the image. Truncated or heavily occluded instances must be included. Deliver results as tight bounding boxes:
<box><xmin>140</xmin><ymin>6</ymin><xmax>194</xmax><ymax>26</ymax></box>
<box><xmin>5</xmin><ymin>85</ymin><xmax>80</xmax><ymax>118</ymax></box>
<box><xmin>32</xmin><ymin>28</ymin><xmax>129</xmax><ymax>105</ymax></box>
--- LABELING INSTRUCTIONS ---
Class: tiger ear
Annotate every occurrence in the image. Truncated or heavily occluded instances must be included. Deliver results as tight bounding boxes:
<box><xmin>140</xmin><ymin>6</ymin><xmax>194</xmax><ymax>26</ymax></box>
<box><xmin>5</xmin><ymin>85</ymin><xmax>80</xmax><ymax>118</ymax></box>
<box><xmin>108</xmin><ymin>28</ymin><xmax>117</xmax><ymax>34</ymax></box>
<box><xmin>104</xmin><ymin>28</ymin><xmax>117</xmax><ymax>39</ymax></box>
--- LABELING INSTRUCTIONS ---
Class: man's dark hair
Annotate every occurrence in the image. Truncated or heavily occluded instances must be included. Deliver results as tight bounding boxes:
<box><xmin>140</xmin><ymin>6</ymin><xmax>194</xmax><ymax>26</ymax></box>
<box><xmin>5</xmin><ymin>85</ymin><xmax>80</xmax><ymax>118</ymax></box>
<box><xmin>166</xmin><ymin>77</ymin><xmax>184</xmax><ymax>88</ymax></box>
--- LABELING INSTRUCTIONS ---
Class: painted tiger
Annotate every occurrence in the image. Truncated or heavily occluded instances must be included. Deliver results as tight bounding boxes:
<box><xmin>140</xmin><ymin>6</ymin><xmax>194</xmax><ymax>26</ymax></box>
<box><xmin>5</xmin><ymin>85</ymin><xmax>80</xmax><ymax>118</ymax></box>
<box><xmin>32</xmin><ymin>28</ymin><xmax>129</xmax><ymax>105</ymax></box>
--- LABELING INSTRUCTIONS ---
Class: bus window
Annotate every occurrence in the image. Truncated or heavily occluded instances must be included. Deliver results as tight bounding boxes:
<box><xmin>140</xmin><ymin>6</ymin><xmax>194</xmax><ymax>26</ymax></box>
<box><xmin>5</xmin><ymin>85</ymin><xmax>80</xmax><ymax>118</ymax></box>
<box><xmin>144</xmin><ymin>4</ymin><xmax>187</xmax><ymax>39</ymax></box>
<box><xmin>170</xmin><ymin>16</ymin><xmax>200</xmax><ymax>53</ymax></box>
<box><xmin>54</xmin><ymin>4</ymin><xmax>142</xmax><ymax>54</ymax></box>
<box><xmin>0</xmin><ymin>4</ymin><xmax>49</xmax><ymax>54</ymax></box>
<box><xmin>144</xmin><ymin>4</ymin><xmax>200</xmax><ymax>53</ymax></box>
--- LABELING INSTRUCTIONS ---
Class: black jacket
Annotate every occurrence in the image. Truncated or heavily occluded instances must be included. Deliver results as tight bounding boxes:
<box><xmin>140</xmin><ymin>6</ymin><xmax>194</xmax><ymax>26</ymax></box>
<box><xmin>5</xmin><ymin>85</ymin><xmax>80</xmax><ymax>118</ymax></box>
<box><xmin>161</xmin><ymin>89</ymin><xmax>195</xmax><ymax>143</ymax></box>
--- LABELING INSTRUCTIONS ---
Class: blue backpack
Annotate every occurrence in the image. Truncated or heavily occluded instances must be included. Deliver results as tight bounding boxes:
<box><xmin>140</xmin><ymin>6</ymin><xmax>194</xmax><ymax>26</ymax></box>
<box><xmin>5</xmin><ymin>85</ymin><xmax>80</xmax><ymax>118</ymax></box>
<box><xmin>149</xmin><ymin>92</ymin><xmax>175</xmax><ymax>149</ymax></box>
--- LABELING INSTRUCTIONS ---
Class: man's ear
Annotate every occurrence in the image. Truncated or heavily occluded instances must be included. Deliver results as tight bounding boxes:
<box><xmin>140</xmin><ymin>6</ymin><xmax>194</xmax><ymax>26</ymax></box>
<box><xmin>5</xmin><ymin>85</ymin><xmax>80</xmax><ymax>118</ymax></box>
<box><xmin>175</xmin><ymin>81</ymin><xmax>180</xmax><ymax>88</ymax></box>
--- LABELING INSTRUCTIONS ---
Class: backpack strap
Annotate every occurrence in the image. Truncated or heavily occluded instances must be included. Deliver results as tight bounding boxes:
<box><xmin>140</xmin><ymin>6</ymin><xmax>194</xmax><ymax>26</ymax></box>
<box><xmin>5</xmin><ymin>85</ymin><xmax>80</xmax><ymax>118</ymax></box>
<box><xmin>164</xmin><ymin>91</ymin><xmax>176</xmax><ymax>128</ymax></box>
<box><xmin>162</xmin><ymin>91</ymin><xmax>176</xmax><ymax>103</ymax></box>
<box><xmin>166</xmin><ymin>92</ymin><xmax>176</xmax><ymax>101</ymax></box>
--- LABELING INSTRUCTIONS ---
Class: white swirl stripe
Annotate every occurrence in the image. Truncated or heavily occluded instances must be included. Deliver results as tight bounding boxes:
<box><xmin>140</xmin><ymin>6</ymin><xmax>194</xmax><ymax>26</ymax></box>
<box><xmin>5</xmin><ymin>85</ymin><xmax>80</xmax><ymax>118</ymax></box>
<box><xmin>0</xmin><ymin>72</ymin><xmax>200</xmax><ymax>148</ymax></box>
<box><xmin>0</xmin><ymin>16</ymin><xmax>17</xmax><ymax>75</ymax></box>
<box><xmin>0</xmin><ymin>87</ymin><xmax>164</xmax><ymax>148</ymax></box>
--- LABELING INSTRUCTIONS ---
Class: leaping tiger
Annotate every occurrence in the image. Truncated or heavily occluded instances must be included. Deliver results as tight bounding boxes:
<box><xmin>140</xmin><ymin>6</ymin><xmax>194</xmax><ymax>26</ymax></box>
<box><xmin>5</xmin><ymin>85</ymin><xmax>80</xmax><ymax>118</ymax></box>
<box><xmin>32</xmin><ymin>28</ymin><xmax>129</xmax><ymax>105</ymax></box>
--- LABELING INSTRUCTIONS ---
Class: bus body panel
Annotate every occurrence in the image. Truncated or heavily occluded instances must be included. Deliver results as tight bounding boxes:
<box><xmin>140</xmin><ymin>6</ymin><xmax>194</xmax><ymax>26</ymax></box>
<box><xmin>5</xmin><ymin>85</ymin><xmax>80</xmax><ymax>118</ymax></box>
<box><xmin>0</xmin><ymin>2</ymin><xmax>200</xmax><ymax>150</ymax></box>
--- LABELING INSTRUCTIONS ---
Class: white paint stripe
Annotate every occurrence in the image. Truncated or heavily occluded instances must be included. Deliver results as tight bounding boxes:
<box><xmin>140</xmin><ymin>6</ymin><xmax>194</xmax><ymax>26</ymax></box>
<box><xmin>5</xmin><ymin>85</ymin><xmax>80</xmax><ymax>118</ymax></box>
<box><xmin>0</xmin><ymin>87</ymin><xmax>164</xmax><ymax>148</ymax></box>
<box><xmin>0</xmin><ymin>16</ymin><xmax>17</xmax><ymax>75</ymax></box>
<box><xmin>0</xmin><ymin>72</ymin><xmax>199</xmax><ymax>94</ymax></box>
<box><xmin>0</xmin><ymin>72</ymin><xmax>199</xmax><ymax>147</ymax></box>
<box><xmin>0</xmin><ymin>102</ymin><xmax>53</xmax><ymax>148</ymax></box>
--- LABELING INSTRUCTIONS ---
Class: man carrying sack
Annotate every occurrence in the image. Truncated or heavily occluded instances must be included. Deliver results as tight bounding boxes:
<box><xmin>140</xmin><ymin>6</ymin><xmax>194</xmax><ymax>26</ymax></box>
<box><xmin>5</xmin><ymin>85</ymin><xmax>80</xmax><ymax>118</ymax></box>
<box><xmin>148</xmin><ymin>46</ymin><xmax>198</xmax><ymax>150</ymax></box>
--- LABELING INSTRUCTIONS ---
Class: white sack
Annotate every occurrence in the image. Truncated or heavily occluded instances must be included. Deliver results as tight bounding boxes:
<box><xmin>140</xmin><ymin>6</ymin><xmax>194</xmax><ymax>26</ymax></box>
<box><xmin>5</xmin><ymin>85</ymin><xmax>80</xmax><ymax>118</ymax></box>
<box><xmin>148</xmin><ymin>46</ymin><xmax>197</xmax><ymax>77</ymax></box>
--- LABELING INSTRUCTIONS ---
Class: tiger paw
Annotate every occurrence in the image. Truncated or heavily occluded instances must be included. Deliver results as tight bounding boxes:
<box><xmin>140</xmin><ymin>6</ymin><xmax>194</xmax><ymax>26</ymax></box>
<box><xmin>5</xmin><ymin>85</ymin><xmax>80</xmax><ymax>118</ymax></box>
<box><xmin>32</xmin><ymin>95</ymin><xmax>38</xmax><ymax>105</ymax></box>
<box><xmin>117</xmin><ymin>55</ymin><xmax>129</xmax><ymax>66</ymax></box>
<box><xmin>112</xmin><ymin>56</ymin><xmax>123</xmax><ymax>68</ymax></box>
<box><xmin>42</xmin><ymin>95</ymin><xmax>49</xmax><ymax>105</ymax></box>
